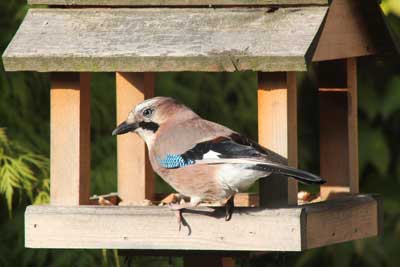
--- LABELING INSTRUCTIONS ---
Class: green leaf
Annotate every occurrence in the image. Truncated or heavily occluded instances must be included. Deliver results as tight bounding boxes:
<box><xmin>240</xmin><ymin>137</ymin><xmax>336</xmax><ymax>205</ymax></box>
<box><xmin>359</xmin><ymin>122</ymin><xmax>390</xmax><ymax>175</ymax></box>
<box><xmin>382</xmin><ymin>76</ymin><xmax>400</xmax><ymax>119</ymax></box>
<box><xmin>358</xmin><ymin>82</ymin><xmax>381</xmax><ymax>120</ymax></box>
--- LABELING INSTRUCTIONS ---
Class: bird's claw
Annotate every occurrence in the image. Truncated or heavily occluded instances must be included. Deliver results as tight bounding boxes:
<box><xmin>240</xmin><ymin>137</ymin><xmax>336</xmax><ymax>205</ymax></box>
<box><xmin>176</xmin><ymin>209</ymin><xmax>182</xmax><ymax>231</ymax></box>
<box><xmin>225</xmin><ymin>196</ymin><xmax>234</xmax><ymax>221</ymax></box>
<box><xmin>169</xmin><ymin>203</ymin><xmax>185</xmax><ymax>231</ymax></box>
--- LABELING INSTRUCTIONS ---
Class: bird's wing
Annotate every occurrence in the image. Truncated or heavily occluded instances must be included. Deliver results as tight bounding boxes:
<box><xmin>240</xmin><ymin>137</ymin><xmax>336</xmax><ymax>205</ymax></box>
<box><xmin>157</xmin><ymin>134</ymin><xmax>285</xmax><ymax>169</ymax></box>
<box><xmin>157</xmin><ymin>134</ymin><xmax>324</xmax><ymax>185</ymax></box>
<box><xmin>181</xmin><ymin>133</ymin><xmax>287</xmax><ymax>165</ymax></box>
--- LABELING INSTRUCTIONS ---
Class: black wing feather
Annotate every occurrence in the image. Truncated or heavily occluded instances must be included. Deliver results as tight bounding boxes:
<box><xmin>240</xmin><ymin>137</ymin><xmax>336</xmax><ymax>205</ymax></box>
<box><xmin>181</xmin><ymin>134</ymin><xmax>286</xmax><ymax>164</ymax></box>
<box><xmin>180</xmin><ymin>134</ymin><xmax>325</xmax><ymax>185</ymax></box>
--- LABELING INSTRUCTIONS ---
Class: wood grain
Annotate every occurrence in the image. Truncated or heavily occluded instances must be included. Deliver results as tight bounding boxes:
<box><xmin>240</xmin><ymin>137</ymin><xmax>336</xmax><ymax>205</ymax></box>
<box><xmin>347</xmin><ymin>58</ymin><xmax>359</xmax><ymax>195</ymax></box>
<box><xmin>116</xmin><ymin>73</ymin><xmax>155</xmax><ymax>203</ymax></box>
<box><xmin>258</xmin><ymin>72</ymin><xmax>298</xmax><ymax>207</ymax></box>
<box><xmin>305</xmin><ymin>195</ymin><xmax>378</xmax><ymax>248</ymax></box>
<box><xmin>318</xmin><ymin>59</ymin><xmax>358</xmax><ymax>199</ymax></box>
<box><xmin>28</xmin><ymin>0</ymin><xmax>329</xmax><ymax>5</ymax></box>
<box><xmin>312</xmin><ymin>0</ymin><xmax>393</xmax><ymax>61</ymax></box>
<box><xmin>24</xmin><ymin>195</ymin><xmax>380</xmax><ymax>250</ymax></box>
<box><xmin>50</xmin><ymin>73</ymin><xmax>91</xmax><ymax>205</ymax></box>
<box><xmin>2</xmin><ymin>7</ymin><xmax>327</xmax><ymax>72</ymax></box>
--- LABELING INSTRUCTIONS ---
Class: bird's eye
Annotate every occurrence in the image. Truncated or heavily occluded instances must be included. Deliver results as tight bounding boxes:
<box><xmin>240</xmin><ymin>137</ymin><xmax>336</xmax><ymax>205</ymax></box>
<box><xmin>142</xmin><ymin>108</ymin><xmax>154</xmax><ymax>118</ymax></box>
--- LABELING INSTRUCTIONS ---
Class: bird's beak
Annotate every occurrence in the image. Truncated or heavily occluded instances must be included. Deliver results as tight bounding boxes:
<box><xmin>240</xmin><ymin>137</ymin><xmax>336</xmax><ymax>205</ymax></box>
<box><xmin>112</xmin><ymin>121</ymin><xmax>139</xmax><ymax>136</ymax></box>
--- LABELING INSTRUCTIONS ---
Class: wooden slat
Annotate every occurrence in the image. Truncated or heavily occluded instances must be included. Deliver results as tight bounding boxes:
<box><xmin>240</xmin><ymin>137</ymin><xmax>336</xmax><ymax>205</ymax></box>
<box><xmin>118</xmin><ymin>250</ymin><xmax>249</xmax><ymax>257</ymax></box>
<box><xmin>258</xmin><ymin>72</ymin><xmax>298</xmax><ymax>207</ymax></box>
<box><xmin>50</xmin><ymin>73</ymin><xmax>91</xmax><ymax>205</ymax></box>
<box><xmin>347</xmin><ymin>58</ymin><xmax>359</xmax><ymax>194</ymax></box>
<box><xmin>2</xmin><ymin>7</ymin><xmax>328</xmax><ymax>72</ymax></box>
<box><xmin>116</xmin><ymin>73</ymin><xmax>155</xmax><ymax>204</ymax></box>
<box><xmin>28</xmin><ymin>0</ymin><xmax>329</xmax><ymax>5</ymax></box>
<box><xmin>24</xmin><ymin>195</ymin><xmax>380</xmax><ymax>250</ymax></box>
<box><xmin>305</xmin><ymin>195</ymin><xmax>378</xmax><ymax>248</ymax></box>
<box><xmin>312</xmin><ymin>0</ymin><xmax>394</xmax><ymax>61</ymax></box>
<box><xmin>318</xmin><ymin>59</ymin><xmax>358</xmax><ymax>199</ymax></box>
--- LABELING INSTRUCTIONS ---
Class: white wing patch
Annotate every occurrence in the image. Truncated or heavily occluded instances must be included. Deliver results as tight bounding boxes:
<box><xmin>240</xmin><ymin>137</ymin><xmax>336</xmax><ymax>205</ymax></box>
<box><xmin>203</xmin><ymin>150</ymin><xmax>221</xmax><ymax>159</ymax></box>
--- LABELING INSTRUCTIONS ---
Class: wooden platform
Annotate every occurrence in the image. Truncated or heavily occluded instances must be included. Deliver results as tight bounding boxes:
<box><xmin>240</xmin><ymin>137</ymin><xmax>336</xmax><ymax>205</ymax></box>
<box><xmin>25</xmin><ymin>195</ymin><xmax>381</xmax><ymax>251</ymax></box>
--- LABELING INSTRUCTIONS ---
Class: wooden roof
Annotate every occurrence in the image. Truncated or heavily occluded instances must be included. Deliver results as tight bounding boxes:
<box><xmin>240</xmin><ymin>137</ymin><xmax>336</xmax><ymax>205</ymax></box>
<box><xmin>2</xmin><ymin>7</ymin><xmax>328</xmax><ymax>72</ymax></box>
<box><xmin>28</xmin><ymin>0</ymin><xmax>328</xmax><ymax>6</ymax></box>
<box><xmin>312</xmin><ymin>0</ymin><xmax>398</xmax><ymax>61</ymax></box>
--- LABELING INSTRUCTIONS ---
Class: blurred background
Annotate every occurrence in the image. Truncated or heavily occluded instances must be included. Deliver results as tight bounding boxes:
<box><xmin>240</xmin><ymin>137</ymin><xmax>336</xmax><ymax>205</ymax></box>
<box><xmin>1</xmin><ymin>0</ymin><xmax>400</xmax><ymax>266</ymax></box>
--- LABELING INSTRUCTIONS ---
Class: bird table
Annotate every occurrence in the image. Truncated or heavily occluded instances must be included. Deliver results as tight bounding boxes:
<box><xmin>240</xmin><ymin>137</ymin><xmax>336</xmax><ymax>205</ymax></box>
<box><xmin>2</xmin><ymin>0</ymin><xmax>397</xmax><ymax>266</ymax></box>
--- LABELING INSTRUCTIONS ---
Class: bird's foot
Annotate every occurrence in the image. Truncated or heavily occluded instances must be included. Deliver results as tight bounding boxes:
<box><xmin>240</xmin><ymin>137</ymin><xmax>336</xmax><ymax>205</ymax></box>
<box><xmin>168</xmin><ymin>203</ymin><xmax>192</xmax><ymax>232</ymax></box>
<box><xmin>225</xmin><ymin>196</ymin><xmax>235</xmax><ymax>221</ymax></box>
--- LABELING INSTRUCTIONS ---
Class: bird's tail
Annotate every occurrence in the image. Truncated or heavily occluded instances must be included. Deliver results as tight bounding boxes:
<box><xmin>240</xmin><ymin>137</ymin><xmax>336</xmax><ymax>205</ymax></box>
<box><xmin>252</xmin><ymin>163</ymin><xmax>325</xmax><ymax>185</ymax></box>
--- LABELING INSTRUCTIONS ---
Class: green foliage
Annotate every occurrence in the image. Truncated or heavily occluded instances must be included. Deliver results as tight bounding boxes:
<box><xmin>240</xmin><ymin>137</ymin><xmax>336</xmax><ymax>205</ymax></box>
<box><xmin>0</xmin><ymin>128</ymin><xmax>50</xmax><ymax>214</ymax></box>
<box><xmin>381</xmin><ymin>0</ymin><xmax>400</xmax><ymax>16</ymax></box>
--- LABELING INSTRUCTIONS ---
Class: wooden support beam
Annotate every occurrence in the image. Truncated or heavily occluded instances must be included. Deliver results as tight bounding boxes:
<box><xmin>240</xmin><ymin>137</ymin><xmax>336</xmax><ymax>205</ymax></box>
<box><xmin>347</xmin><ymin>58</ymin><xmax>359</xmax><ymax>195</ymax></box>
<box><xmin>50</xmin><ymin>73</ymin><xmax>91</xmax><ymax>205</ymax></box>
<box><xmin>318</xmin><ymin>58</ymin><xmax>358</xmax><ymax>199</ymax></box>
<box><xmin>184</xmin><ymin>255</ymin><xmax>234</xmax><ymax>267</ymax></box>
<box><xmin>257</xmin><ymin>72</ymin><xmax>298</xmax><ymax>207</ymax></box>
<box><xmin>116</xmin><ymin>72</ymin><xmax>155</xmax><ymax>204</ymax></box>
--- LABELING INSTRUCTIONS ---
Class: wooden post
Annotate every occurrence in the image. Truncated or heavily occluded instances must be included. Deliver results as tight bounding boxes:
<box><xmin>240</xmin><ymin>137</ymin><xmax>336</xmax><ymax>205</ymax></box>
<box><xmin>257</xmin><ymin>72</ymin><xmax>298</xmax><ymax>207</ymax></box>
<box><xmin>184</xmin><ymin>255</ymin><xmax>234</xmax><ymax>267</ymax></box>
<box><xmin>50</xmin><ymin>73</ymin><xmax>91</xmax><ymax>205</ymax></box>
<box><xmin>116</xmin><ymin>72</ymin><xmax>155</xmax><ymax>204</ymax></box>
<box><xmin>318</xmin><ymin>58</ymin><xmax>359</xmax><ymax>199</ymax></box>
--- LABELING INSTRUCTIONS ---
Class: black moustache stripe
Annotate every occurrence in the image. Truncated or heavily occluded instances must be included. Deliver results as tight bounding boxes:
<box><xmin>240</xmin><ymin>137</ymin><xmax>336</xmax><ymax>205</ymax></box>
<box><xmin>139</xmin><ymin>121</ymin><xmax>159</xmax><ymax>133</ymax></box>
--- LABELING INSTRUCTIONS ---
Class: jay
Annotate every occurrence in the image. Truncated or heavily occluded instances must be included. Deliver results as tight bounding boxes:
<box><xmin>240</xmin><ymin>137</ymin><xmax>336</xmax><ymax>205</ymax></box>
<box><xmin>113</xmin><ymin>97</ymin><xmax>324</xmax><ymax>225</ymax></box>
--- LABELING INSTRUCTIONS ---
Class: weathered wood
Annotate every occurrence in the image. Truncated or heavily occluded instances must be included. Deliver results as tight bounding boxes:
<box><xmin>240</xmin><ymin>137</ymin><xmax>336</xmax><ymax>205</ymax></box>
<box><xmin>50</xmin><ymin>73</ymin><xmax>90</xmax><ymax>205</ymax></box>
<box><xmin>116</xmin><ymin>73</ymin><xmax>155</xmax><ymax>204</ymax></box>
<box><xmin>347</xmin><ymin>58</ymin><xmax>359</xmax><ymax>195</ymax></box>
<box><xmin>2</xmin><ymin>7</ymin><xmax>327</xmax><ymax>72</ymax></box>
<box><xmin>28</xmin><ymin>0</ymin><xmax>328</xmax><ymax>5</ymax></box>
<box><xmin>258</xmin><ymin>72</ymin><xmax>298</xmax><ymax>207</ymax></box>
<box><xmin>318</xmin><ymin>59</ymin><xmax>358</xmax><ymax>199</ymax></box>
<box><xmin>184</xmin><ymin>255</ymin><xmax>234</xmax><ymax>267</ymax></box>
<box><xmin>24</xmin><ymin>195</ymin><xmax>380</xmax><ymax>250</ymax></box>
<box><xmin>305</xmin><ymin>195</ymin><xmax>378</xmax><ymax>248</ymax></box>
<box><xmin>118</xmin><ymin>250</ymin><xmax>249</xmax><ymax>257</ymax></box>
<box><xmin>319</xmin><ymin>91</ymin><xmax>350</xmax><ymax>198</ymax></box>
<box><xmin>312</xmin><ymin>0</ymin><xmax>394</xmax><ymax>61</ymax></box>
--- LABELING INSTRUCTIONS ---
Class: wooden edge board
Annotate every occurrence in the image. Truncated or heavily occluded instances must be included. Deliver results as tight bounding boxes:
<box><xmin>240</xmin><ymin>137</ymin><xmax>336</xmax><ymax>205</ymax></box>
<box><xmin>3</xmin><ymin>55</ymin><xmax>308</xmax><ymax>73</ymax></box>
<box><xmin>118</xmin><ymin>250</ymin><xmax>251</xmax><ymax>257</ymax></box>
<box><xmin>25</xmin><ymin>195</ymin><xmax>380</xmax><ymax>251</ymax></box>
<box><xmin>28</xmin><ymin>0</ymin><xmax>329</xmax><ymax>6</ymax></box>
<box><xmin>304</xmin><ymin>195</ymin><xmax>380</xmax><ymax>249</ymax></box>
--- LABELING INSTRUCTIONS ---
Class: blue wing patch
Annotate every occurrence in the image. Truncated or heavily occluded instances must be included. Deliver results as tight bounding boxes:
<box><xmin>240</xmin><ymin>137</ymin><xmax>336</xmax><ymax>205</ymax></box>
<box><xmin>158</xmin><ymin>154</ymin><xmax>195</xmax><ymax>169</ymax></box>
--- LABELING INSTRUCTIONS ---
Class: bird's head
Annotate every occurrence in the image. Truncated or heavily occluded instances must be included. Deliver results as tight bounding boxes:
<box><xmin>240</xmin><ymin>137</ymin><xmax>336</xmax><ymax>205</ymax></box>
<box><xmin>112</xmin><ymin>96</ymin><xmax>197</xmax><ymax>145</ymax></box>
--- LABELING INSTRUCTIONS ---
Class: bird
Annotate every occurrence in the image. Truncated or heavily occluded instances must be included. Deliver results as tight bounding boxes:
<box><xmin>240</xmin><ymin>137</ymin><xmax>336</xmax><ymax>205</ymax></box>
<box><xmin>112</xmin><ymin>96</ymin><xmax>325</xmax><ymax>227</ymax></box>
